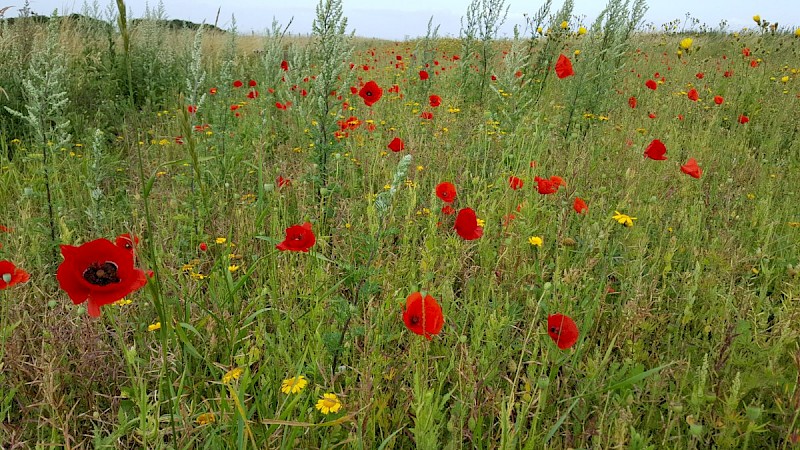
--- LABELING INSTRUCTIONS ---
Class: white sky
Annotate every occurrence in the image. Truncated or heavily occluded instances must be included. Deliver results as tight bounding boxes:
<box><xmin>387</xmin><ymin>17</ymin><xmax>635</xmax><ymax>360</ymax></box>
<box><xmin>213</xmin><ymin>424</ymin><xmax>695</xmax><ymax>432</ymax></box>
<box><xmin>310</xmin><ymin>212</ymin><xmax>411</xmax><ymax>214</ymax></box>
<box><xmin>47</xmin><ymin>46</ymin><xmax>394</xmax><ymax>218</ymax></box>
<box><xmin>19</xmin><ymin>0</ymin><xmax>800</xmax><ymax>40</ymax></box>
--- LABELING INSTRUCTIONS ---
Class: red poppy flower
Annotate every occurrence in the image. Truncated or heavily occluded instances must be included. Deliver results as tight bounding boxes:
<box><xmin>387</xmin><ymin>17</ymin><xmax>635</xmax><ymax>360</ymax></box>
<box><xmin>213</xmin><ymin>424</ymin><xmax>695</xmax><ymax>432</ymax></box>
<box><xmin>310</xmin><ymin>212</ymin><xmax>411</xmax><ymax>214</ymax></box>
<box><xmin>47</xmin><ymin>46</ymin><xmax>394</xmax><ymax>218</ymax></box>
<box><xmin>247</xmin><ymin>90</ymin><xmax>259</xmax><ymax>99</ymax></box>
<box><xmin>209</xmin><ymin>87</ymin><xmax>217</xmax><ymax>95</ymax></box>
<box><xmin>388</xmin><ymin>84</ymin><xmax>400</xmax><ymax>93</ymax></box>
<box><xmin>547</xmin><ymin>313</ymin><xmax>579</xmax><ymax>350</ymax></box>
<box><xmin>714</xmin><ymin>95</ymin><xmax>724</xmax><ymax>105</ymax></box>
<box><xmin>555</xmin><ymin>54</ymin><xmax>575</xmax><ymax>79</ymax></box>
<box><xmin>277</xmin><ymin>175</ymin><xmax>291</xmax><ymax>188</ymax></box>
<box><xmin>359</xmin><ymin>80</ymin><xmax>383</xmax><ymax>107</ymax></box>
<box><xmin>435</xmin><ymin>182</ymin><xmax>457</xmax><ymax>203</ymax></box>
<box><xmin>441</xmin><ymin>205</ymin><xmax>455</xmax><ymax>215</ymax></box>
<box><xmin>115</xmin><ymin>233</ymin><xmax>139</xmax><ymax>255</ymax></box>
<box><xmin>645</xmin><ymin>79</ymin><xmax>658</xmax><ymax>90</ymax></box>
<box><xmin>187</xmin><ymin>105</ymin><xmax>197</xmax><ymax>114</ymax></box>
<box><xmin>419</xmin><ymin>70</ymin><xmax>429</xmax><ymax>80</ymax></box>
<box><xmin>508</xmin><ymin>176</ymin><xmax>523</xmax><ymax>190</ymax></box>
<box><xmin>680</xmin><ymin>158</ymin><xmax>702</xmax><ymax>179</ymax></box>
<box><xmin>276</xmin><ymin>102</ymin><xmax>287</xmax><ymax>110</ymax></box>
<box><xmin>0</xmin><ymin>225</ymin><xmax>12</xmax><ymax>233</ymax></box>
<box><xmin>534</xmin><ymin>176</ymin><xmax>559</xmax><ymax>195</ymax></box>
<box><xmin>644</xmin><ymin>139</ymin><xmax>667</xmax><ymax>160</ymax></box>
<box><xmin>454</xmin><ymin>208</ymin><xmax>483</xmax><ymax>240</ymax></box>
<box><xmin>742</xmin><ymin>47</ymin><xmax>751</xmax><ymax>57</ymax></box>
<box><xmin>696</xmin><ymin>72</ymin><xmax>704</xmax><ymax>79</ymax></box>
<box><xmin>199</xmin><ymin>242</ymin><xmax>208</xmax><ymax>252</ymax></box>
<box><xmin>573</xmin><ymin>197</ymin><xmax>588</xmax><ymax>214</ymax></box>
<box><xmin>57</xmin><ymin>238</ymin><xmax>147</xmax><ymax>317</ymax></box>
<box><xmin>648</xmin><ymin>112</ymin><xmax>657</xmax><ymax>119</ymax></box>
<box><xmin>429</xmin><ymin>94</ymin><xmax>442</xmax><ymax>107</ymax></box>
<box><xmin>687</xmin><ymin>89</ymin><xmax>699</xmax><ymax>101</ymax></box>
<box><xmin>276</xmin><ymin>222</ymin><xmax>316</xmax><ymax>252</ymax></box>
<box><xmin>738</xmin><ymin>115</ymin><xmax>749</xmax><ymax>124</ymax></box>
<box><xmin>249</xmin><ymin>80</ymin><xmax>257</xmax><ymax>87</ymax></box>
<box><xmin>388</xmin><ymin>137</ymin><xmax>405</xmax><ymax>152</ymax></box>
<box><xmin>233</xmin><ymin>80</ymin><xmax>243</xmax><ymax>88</ymax></box>
<box><xmin>0</xmin><ymin>260</ymin><xmax>30</xmax><ymax>290</ymax></box>
<box><xmin>724</xmin><ymin>70</ymin><xmax>733</xmax><ymax>78</ymax></box>
<box><xmin>402</xmin><ymin>292</ymin><xmax>444</xmax><ymax>340</ymax></box>
<box><xmin>420</xmin><ymin>111</ymin><xmax>434</xmax><ymax>120</ymax></box>
<box><xmin>628</xmin><ymin>96</ymin><xmax>637</xmax><ymax>108</ymax></box>
<box><xmin>280</xmin><ymin>60</ymin><xmax>289</xmax><ymax>71</ymax></box>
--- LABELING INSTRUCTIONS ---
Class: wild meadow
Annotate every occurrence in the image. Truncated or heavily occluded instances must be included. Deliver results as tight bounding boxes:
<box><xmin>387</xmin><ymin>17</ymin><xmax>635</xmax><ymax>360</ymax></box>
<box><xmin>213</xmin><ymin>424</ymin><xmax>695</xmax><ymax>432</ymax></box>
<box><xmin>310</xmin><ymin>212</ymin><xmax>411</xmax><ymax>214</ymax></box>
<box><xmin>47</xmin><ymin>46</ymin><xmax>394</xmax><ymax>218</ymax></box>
<box><xmin>1</xmin><ymin>0</ymin><xmax>800</xmax><ymax>448</ymax></box>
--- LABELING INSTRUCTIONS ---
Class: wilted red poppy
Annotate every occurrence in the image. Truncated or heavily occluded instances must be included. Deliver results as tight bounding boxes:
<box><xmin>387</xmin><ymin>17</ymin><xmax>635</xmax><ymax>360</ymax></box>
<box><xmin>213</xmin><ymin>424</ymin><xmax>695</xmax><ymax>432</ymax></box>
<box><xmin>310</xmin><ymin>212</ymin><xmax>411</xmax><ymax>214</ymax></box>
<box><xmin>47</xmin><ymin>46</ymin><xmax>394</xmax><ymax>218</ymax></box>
<box><xmin>420</xmin><ymin>111</ymin><xmax>434</xmax><ymax>120</ymax></box>
<box><xmin>388</xmin><ymin>137</ymin><xmax>405</xmax><ymax>152</ymax></box>
<box><xmin>738</xmin><ymin>115</ymin><xmax>749</xmax><ymax>124</ymax></box>
<box><xmin>680</xmin><ymin>158</ymin><xmax>702</xmax><ymax>178</ymax></box>
<box><xmin>534</xmin><ymin>176</ymin><xmax>559</xmax><ymax>195</ymax></box>
<box><xmin>555</xmin><ymin>54</ymin><xmax>575</xmax><ymax>79</ymax></box>
<box><xmin>276</xmin><ymin>222</ymin><xmax>316</xmax><ymax>252</ymax></box>
<box><xmin>573</xmin><ymin>197</ymin><xmax>588</xmax><ymax>214</ymax></box>
<box><xmin>435</xmin><ymin>182</ymin><xmax>457</xmax><ymax>203</ymax></box>
<box><xmin>628</xmin><ymin>96</ymin><xmax>637</xmax><ymax>108</ymax></box>
<box><xmin>645</xmin><ymin>79</ymin><xmax>658</xmax><ymax>90</ymax></box>
<box><xmin>0</xmin><ymin>225</ymin><xmax>11</xmax><ymax>233</ymax></box>
<box><xmin>714</xmin><ymin>95</ymin><xmax>724</xmax><ymax>105</ymax></box>
<box><xmin>57</xmin><ymin>238</ymin><xmax>147</xmax><ymax>317</ymax></box>
<box><xmin>277</xmin><ymin>175</ymin><xmax>291</xmax><ymax>188</ymax></box>
<box><xmin>359</xmin><ymin>80</ymin><xmax>383</xmax><ymax>107</ymax></box>
<box><xmin>0</xmin><ymin>260</ymin><xmax>30</xmax><ymax>290</ymax></box>
<box><xmin>429</xmin><ymin>94</ymin><xmax>442</xmax><ymax>107</ymax></box>
<box><xmin>454</xmin><ymin>208</ymin><xmax>483</xmax><ymax>240</ymax></box>
<box><xmin>644</xmin><ymin>139</ymin><xmax>667</xmax><ymax>160</ymax></box>
<box><xmin>508</xmin><ymin>176</ymin><xmax>523</xmax><ymax>190</ymax></box>
<box><xmin>687</xmin><ymin>89</ymin><xmax>699</xmax><ymax>101</ymax></box>
<box><xmin>547</xmin><ymin>313</ymin><xmax>579</xmax><ymax>349</ymax></box>
<box><xmin>419</xmin><ymin>70</ymin><xmax>429</xmax><ymax>80</ymax></box>
<box><xmin>441</xmin><ymin>205</ymin><xmax>455</xmax><ymax>215</ymax></box>
<box><xmin>402</xmin><ymin>292</ymin><xmax>444</xmax><ymax>340</ymax></box>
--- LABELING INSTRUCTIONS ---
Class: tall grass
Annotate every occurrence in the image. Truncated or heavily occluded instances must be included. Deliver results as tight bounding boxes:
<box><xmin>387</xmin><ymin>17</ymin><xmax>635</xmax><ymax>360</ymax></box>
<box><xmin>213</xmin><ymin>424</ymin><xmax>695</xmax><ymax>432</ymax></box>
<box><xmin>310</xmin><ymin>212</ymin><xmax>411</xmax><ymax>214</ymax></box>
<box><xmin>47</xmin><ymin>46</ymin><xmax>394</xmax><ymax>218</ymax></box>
<box><xmin>1</xmin><ymin>0</ymin><xmax>799</xmax><ymax>448</ymax></box>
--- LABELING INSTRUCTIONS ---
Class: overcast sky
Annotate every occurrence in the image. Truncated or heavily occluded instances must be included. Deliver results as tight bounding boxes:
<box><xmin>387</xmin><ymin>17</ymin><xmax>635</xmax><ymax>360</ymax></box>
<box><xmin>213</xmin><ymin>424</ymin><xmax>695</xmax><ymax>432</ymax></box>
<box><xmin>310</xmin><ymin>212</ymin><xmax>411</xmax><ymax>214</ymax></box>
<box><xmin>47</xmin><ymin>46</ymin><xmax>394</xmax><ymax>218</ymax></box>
<box><xmin>19</xmin><ymin>0</ymin><xmax>800</xmax><ymax>40</ymax></box>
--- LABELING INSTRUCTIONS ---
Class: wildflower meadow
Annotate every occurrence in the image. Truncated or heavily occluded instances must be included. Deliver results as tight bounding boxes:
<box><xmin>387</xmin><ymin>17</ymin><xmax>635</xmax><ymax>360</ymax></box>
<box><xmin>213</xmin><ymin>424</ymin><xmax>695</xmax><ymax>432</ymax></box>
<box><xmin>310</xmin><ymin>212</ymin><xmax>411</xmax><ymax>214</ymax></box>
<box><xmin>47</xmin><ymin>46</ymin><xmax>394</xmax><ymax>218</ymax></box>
<box><xmin>1</xmin><ymin>0</ymin><xmax>800</xmax><ymax>448</ymax></box>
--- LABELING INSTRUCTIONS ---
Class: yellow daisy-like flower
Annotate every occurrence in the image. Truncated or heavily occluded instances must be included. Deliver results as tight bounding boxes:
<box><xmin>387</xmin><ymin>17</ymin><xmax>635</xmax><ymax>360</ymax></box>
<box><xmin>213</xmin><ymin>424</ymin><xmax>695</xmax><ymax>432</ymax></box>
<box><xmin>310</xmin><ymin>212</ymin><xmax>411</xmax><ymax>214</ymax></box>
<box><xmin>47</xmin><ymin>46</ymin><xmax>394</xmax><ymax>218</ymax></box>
<box><xmin>781</xmin><ymin>76</ymin><xmax>789</xmax><ymax>83</ymax></box>
<box><xmin>612</xmin><ymin>211</ymin><xmax>637</xmax><ymax>227</ymax></box>
<box><xmin>228</xmin><ymin>265</ymin><xmax>240</xmax><ymax>273</ymax></box>
<box><xmin>196</xmin><ymin>413</ymin><xmax>216</xmax><ymax>425</ymax></box>
<box><xmin>528</xmin><ymin>236</ymin><xmax>543</xmax><ymax>247</ymax></box>
<box><xmin>476</xmin><ymin>218</ymin><xmax>486</xmax><ymax>227</ymax></box>
<box><xmin>147</xmin><ymin>322</ymin><xmax>161</xmax><ymax>332</ymax></box>
<box><xmin>222</xmin><ymin>367</ymin><xmax>244</xmax><ymax>384</ymax></box>
<box><xmin>679</xmin><ymin>37</ymin><xmax>693</xmax><ymax>50</ymax></box>
<box><xmin>795</xmin><ymin>28</ymin><xmax>800</xmax><ymax>37</ymax></box>
<box><xmin>752</xmin><ymin>15</ymin><xmax>761</xmax><ymax>24</ymax></box>
<box><xmin>215</xmin><ymin>237</ymin><xmax>227</xmax><ymax>244</ymax></box>
<box><xmin>114</xmin><ymin>298</ymin><xmax>132</xmax><ymax>306</ymax></box>
<box><xmin>560</xmin><ymin>21</ymin><xmax>568</xmax><ymax>30</ymax></box>
<box><xmin>315</xmin><ymin>393</ymin><xmax>342</xmax><ymax>415</ymax></box>
<box><xmin>577</xmin><ymin>26</ymin><xmax>587</xmax><ymax>35</ymax></box>
<box><xmin>281</xmin><ymin>375</ymin><xmax>308</xmax><ymax>394</ymax></box>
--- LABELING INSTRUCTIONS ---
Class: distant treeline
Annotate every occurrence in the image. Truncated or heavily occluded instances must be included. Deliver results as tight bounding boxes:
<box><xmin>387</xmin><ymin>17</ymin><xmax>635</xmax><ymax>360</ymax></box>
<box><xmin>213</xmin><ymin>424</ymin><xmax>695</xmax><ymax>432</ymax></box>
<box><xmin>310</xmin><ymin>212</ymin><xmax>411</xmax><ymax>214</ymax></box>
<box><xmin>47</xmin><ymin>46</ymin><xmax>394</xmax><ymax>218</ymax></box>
<box><xmin>0</xmin><ymin>13</ymin><xmax>226</xmax><ymax>33</ymax></box>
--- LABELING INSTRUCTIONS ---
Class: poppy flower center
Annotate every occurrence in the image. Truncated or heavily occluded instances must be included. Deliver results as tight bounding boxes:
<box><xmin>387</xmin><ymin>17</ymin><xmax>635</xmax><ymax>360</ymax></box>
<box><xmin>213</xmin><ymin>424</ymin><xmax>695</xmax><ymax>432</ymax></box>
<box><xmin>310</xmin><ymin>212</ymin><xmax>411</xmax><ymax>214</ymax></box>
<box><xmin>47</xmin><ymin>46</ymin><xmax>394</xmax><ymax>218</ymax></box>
<box><xmin>83</xmin><ymin>261</ymin><xmax>121</xmax><ymax>286</ymax></box>
<box><xmin>410</xmin><ymin>315</ymin><xmax>420</xmax><ymax>325</ymax></box>
<box><xmin>550</xmin><ymin>326</ymin><xmax>559</xmax><ymax>334</ymax></box>
<box><xmin>365</xmin><ymin>91</ymin><xmax>373</xmax><ymax>96</ymax></box>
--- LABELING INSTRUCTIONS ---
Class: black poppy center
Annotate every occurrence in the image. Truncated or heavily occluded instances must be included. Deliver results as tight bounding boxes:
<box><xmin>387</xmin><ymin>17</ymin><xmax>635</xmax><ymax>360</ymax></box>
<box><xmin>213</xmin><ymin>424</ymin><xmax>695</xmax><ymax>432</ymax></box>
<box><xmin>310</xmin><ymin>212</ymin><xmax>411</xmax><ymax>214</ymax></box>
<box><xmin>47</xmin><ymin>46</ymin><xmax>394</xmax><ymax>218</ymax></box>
<box><xmin>410</xmin><ymin>316</ymin><xmax>420</xmax><ymax>325</ymax></box>
<box><xmin>550</xmin><ymin>326</ymin><xmax>559</xmax><ymax>334</ymax></box>
<box><xmin>83</xmin><ymin>262</ymin><xmax>121</xmax><ymax>286</ymax></box>
<box><xmin>365</xmin><ymin>91</ymin><xmax>373</xmax><ymax>96</ymax></box>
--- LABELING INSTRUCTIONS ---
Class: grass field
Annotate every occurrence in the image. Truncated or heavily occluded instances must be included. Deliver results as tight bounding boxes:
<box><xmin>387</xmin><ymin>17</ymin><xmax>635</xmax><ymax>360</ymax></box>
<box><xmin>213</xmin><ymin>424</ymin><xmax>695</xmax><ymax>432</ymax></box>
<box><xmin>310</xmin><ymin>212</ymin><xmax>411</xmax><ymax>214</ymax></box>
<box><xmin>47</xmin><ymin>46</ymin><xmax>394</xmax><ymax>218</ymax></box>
<box><xmin>1</xmin><ymin>0</ymin><xmax>800</xmax><ymax>448</ymax></box>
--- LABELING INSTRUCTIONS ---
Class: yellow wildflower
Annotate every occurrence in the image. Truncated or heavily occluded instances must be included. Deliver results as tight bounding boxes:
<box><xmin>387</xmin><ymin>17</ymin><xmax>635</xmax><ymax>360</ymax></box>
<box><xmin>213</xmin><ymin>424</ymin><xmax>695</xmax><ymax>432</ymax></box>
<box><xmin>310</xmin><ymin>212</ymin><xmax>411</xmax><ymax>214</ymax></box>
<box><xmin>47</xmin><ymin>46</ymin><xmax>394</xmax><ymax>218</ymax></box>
<box><xmin>560</xmin><ymin>21</ymin><xmax>568</xmax><ymax>30</ymax></box>
<box><xmin>528</xmin><ymin>236</ymin><xmax>543</xmax><ymax>247</ymax></box>
<box><xmin>476</xmin><ymin>218</ymin><xmax>486</xmax><ymax>227</ymax></box>
<box><xmin>281</xmin><ymin>375</ymin><xmax>308</xmax><ymax>394</ymax></box>
<box><xmin>679</xmin><ymin>38</ymin><xmax>692</xmax><ymax>50</ymax></box>
<box><xmin>315</xmin><ymin>393</ymin><xmax>342</xmax><ymax>414</ymax></box>
<box><xmin>795</xmin><ymin>28</ymin><xmax>800</xmax><ymax>37</ymax></box>
<box><xmin>196</xmin><ymin>413</ymin><xmax>216</xmax><ymax>425</ymax></box>
<box><xmin>215</xmin><ymin>237</ymin><xmax>227</xmax><ymax>244</ymax></box>
<box><xmin>781</xmin><ymin>76</ymin><xmax>789</xmax><ymax>83</ymax></box>
<box><xmin>222</xmin><ymin>367</ymin><xmax>243</xmax><ymax>384</ymax></box>
<box><xmin>752</xmin><ymin>15</ymin><xmax>760</xmax><ymax>24</ymax></box>
<box><xmin>228</xmin><ymin>265</ymin><xmax>240</xmax><ymax>273</ymax></box>
<box><xmin>612</xmin><ymin>211</ymin><xmax>637</xmax><ymax>227</ymax></box>
<box><xmin>148</xmin><ymin>322</ymin><xmax>161</xmax><ymax>332</ymax></box>
<box><xmin>578</xmin><ymin>26</ymin><xmax>587</xmax><ymax>35</ymax></box>
<box><xmin>114</xmin><ymin>298</ymin><xmax>132</xmax><ymax>306</ymax></box>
